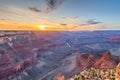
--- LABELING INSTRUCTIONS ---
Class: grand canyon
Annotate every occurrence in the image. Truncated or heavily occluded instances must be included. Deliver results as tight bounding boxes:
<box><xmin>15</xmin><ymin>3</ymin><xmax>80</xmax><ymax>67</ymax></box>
<box><xmin>0</xmin><ymin>0</ymin><xmax>120</xmax><ymax>79</ymax></box>
<box><xmin>0</xmin><ymin>31</ymin><xmax>120</xmax><ymax>80</ymax></box>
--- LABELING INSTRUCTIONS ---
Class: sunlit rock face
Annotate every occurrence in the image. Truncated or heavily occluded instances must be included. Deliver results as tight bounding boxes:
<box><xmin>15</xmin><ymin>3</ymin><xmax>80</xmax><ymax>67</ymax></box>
<box><xmin>53</xmin><ymin>74</ymin><xmax>66</xmax><ymax>80</ymax></box>
<box><xmin>93</xmin><ymin>51</ymin><xmax>119</xmax><ymax>68</ymax></box>
<box><xmin>115</xmin><ymin>63</ymin><xmax>120</xmax><ymax>80</ymax></box>
<box><xmin>76</xmin><ymin>51</ymin><xmax>119</xmax><ymax>70</ymax></box>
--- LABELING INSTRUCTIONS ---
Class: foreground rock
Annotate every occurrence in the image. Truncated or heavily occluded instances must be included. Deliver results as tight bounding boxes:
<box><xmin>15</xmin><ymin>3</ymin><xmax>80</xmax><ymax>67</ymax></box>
<box><xmin>115</xmin><ymin>63</ymin><xmax>120</xmax><ymax>80</ymax></box>
<box><xmin>71</xmin><ymin>67</ymin><xmax>116</xmax><ymax>80</ymax></box>
<box><xmin>71</xmin><ymin>63</ymin><xmax>120</xmax><ymax>80</ymax></box>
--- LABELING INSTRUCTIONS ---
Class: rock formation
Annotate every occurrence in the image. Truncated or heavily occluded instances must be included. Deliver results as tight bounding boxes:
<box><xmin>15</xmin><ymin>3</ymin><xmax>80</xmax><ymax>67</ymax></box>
<box><xmin>54</xmin><ymin>74</ymin><xmax>66</xmax><ymax>80</ymax></box>
<box><xmin>76</xmin><ymin>51</ymin><xmax>119</xmax><ymax>70</ymax></box>
<box><xmin>115</xmin><ymin>63</ymin><xmax>120</xmax><ymax>80</ymax></box>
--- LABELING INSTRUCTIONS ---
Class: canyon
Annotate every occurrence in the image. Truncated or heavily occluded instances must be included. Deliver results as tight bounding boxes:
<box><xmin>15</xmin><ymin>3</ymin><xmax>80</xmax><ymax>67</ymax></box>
<box><xmin>0</xmin><ymin>31</ymin><xmax>120</xmax><ymax>80</ymax></box>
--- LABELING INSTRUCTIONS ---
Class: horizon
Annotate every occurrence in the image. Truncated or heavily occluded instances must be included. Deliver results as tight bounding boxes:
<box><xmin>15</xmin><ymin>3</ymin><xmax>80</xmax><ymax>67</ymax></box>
<box><xmin>0</xmin><ymin>30</ymin><xmax>120</xmax><ymax>32</ymax></box>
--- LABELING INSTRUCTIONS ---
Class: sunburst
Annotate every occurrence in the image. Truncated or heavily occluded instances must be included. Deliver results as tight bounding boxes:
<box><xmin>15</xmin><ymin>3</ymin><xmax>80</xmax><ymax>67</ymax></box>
<box><xmin>38</xmin><ymin>25</ymin><xmax>47</xmax><ymax>30</ymax></box>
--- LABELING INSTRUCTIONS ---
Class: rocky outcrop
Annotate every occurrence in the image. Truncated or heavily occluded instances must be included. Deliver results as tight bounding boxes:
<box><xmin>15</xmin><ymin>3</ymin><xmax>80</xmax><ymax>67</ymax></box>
<box><xmin>54</xmin><ymin>74</ymin><xmax>66</xmax><ymax>80</ymax></box>
<box><xmin>76</xmin><ymin>51</ymin><xmax>119</xmax><ymax>70</ymax></box>
<box><xmin>93</xmin><ymin>51</ymin><xmax>119</xmax><ymax>68</ymax></box>
<box><xmin>115</xmin><ymin>63</ymin><xmax>120</xmax><ymax>80</ymax></box>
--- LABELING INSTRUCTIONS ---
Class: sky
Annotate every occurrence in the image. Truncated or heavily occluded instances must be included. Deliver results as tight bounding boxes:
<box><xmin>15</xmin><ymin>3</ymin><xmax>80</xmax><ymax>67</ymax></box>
<box><xmin>0</xmin><ymin>0</ymin><xmax>120</xmax><ymax>31</ymax></box>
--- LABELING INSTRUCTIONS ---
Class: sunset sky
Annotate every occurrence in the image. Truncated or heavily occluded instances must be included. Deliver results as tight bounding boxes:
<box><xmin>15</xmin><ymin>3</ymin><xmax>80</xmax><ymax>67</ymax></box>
<box><xmin>0</xmin><ymin>0</ymin><xmax>120</xmax><ymax>31</ymax></box>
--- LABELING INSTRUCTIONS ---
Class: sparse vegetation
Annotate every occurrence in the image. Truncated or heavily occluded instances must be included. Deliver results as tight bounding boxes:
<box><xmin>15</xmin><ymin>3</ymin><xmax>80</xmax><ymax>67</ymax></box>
<box><xmin>71</xmin><ymin>68</ymin><xmax>116</xmax><ymax>80</ymax></box>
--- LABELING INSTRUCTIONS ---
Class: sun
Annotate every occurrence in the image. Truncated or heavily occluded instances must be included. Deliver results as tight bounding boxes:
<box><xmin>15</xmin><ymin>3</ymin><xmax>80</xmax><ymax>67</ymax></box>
<box><xmin>38</xmin><ymin>25</ymin><xmax>47</xmax><ymax>30</ymax></box>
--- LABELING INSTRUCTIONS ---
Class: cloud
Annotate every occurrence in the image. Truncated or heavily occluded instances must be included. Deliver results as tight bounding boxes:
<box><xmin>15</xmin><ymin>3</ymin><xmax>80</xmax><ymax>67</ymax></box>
<box><xmin>73</xmin><ymin>16</ymin><xmax>79</xmax><ymax>19</ymax></box>
<box><xmin>0</xmin><ymin>18</ymin><xmax>6</xmax><ymax>20</ymax></box>
<box><xmin>60</xmin><ymin>23</ymin><xmax>67</xmax><ymax>26</ymax></box>
<box><xmin>45</xmin><ymin>0</ymin><xmax>67</xmax><ymax>12</ymax></box>
<box><xmin>87</xmin><ymin>19</ymin><xmax>101</xmax><ymax>24</ymax></box>
<box><xmin>28</xmin><ymin>0</ymin><xmax>67</xmax><ymax>14</ymax></box>
<box><xmin>61</xmin><ymin>16</ymin><xmax>67</xmax><ymax>19</ymax></box>
<box><xmin>28</xmin><ymin>7</ymin><xmax>42</xmax><ymax>12</ymax></box>
<box><xmin>81</xmin><ymin>19</ymin><xmax>102</xmax><ymax>26</ymax></box>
